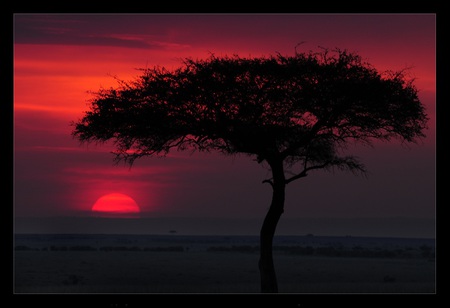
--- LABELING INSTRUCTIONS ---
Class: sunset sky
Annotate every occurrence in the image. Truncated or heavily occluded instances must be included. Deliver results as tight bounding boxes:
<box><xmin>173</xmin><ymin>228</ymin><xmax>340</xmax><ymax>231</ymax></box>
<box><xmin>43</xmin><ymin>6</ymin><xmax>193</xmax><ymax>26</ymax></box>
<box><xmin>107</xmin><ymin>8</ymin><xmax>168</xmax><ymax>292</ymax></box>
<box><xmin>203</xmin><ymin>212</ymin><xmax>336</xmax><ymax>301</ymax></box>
<box><xmin>13</xmin><ymin>14</ymin><xmax>436</xmax><ymax>237</ymax></box>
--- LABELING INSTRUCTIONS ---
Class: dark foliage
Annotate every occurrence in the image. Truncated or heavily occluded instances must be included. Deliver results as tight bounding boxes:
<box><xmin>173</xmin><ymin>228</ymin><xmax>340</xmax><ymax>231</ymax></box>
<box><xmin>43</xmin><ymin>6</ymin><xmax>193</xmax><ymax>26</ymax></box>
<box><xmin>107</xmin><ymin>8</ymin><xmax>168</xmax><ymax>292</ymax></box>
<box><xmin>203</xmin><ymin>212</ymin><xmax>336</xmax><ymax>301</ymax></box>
<box><xmin>72</xmin><ymin>49</ymin><xmax>427</xmax><ymax>179</ymax></box>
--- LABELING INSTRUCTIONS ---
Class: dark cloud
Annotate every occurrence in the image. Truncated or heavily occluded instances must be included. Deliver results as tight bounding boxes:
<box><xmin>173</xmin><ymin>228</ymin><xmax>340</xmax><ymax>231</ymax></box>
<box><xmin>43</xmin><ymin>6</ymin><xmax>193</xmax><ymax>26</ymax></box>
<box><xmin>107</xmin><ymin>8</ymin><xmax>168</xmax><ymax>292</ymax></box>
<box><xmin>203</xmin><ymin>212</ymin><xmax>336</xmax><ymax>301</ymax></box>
<box><xmin>14</xmin><ymin>14</ymin><xmax>170</xmax><ymax>49</ymax></box>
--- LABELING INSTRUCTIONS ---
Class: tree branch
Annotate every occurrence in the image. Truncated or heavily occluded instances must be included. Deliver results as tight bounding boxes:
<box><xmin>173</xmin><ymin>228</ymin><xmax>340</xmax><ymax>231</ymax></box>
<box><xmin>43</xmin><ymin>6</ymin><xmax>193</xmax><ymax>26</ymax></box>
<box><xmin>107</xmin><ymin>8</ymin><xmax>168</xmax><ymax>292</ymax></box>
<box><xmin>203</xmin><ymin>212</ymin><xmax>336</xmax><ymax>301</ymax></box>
<box><xmin>262</xmin><ymin>179</ymin><xmax>274</xmax><ymax>188</ymax></box>
<box><xmin>285</xmin><ymin>162</ymin><xmax>331</xmax><ymax>185</ymax></box>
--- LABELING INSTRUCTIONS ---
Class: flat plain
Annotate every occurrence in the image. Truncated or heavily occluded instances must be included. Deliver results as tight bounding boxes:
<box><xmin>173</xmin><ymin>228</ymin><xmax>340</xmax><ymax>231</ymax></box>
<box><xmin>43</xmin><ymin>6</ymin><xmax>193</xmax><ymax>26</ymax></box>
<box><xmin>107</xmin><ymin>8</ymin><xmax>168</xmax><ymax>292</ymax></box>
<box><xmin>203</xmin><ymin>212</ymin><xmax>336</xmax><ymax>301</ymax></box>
<box><xmin>14</xmin><ymin>234</ymin><xmax>435</xmax><ymax>294</ymax></box>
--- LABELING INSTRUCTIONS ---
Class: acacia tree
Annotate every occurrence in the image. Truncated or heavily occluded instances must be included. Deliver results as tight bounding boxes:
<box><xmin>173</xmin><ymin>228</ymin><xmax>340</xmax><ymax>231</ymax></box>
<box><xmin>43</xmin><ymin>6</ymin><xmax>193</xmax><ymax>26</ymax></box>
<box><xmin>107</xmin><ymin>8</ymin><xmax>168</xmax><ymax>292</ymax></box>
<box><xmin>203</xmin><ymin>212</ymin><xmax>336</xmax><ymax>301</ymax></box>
<box><xmin>72</xmin><ymin>49</ymin><xmax>427</xmax><ymax>293</ymax></box>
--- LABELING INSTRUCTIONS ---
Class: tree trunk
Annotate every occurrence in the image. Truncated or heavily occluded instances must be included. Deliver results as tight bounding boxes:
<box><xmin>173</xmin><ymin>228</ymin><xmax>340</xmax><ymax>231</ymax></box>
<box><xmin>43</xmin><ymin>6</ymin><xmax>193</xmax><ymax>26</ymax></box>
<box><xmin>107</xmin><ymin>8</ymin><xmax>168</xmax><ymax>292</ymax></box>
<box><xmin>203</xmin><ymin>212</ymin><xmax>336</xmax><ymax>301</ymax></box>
<box><xmin>259</xmin><ymin>158</ymin><xmax>285</xmax><ymax>293</ymax></box>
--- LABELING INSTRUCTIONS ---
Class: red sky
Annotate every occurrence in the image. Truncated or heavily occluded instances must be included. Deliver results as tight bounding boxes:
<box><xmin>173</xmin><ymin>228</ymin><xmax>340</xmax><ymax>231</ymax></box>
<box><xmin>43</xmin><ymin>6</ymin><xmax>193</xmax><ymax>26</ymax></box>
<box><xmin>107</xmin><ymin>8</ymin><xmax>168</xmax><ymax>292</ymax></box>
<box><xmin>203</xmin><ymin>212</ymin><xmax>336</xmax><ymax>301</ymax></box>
<box><xmin>13</xmin><ymin>14</ymin><xmax>436</xmax><ymax>236</ymax></box>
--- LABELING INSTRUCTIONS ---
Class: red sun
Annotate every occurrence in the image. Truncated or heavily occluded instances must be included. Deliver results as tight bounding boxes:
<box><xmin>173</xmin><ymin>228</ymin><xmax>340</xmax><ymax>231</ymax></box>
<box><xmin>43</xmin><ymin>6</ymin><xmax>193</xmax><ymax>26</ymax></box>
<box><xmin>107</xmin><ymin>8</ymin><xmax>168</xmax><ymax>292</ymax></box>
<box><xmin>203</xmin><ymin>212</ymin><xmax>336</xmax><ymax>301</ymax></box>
<box><xmin>92</xmin><ymin>193</ymin><xmax>141</xmax><ymax>216</ymax></box>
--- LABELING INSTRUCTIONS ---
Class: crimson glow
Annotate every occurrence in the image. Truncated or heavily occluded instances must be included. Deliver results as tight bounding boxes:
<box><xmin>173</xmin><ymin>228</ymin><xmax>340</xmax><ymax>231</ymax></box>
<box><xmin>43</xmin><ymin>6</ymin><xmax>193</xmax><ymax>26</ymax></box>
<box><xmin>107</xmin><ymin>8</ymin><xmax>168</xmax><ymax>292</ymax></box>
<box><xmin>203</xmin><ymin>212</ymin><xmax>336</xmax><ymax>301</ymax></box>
<box><xmin>92</xmin><ymin>193</ymin><xmax>141</xmax><ymax>214</ymax></box>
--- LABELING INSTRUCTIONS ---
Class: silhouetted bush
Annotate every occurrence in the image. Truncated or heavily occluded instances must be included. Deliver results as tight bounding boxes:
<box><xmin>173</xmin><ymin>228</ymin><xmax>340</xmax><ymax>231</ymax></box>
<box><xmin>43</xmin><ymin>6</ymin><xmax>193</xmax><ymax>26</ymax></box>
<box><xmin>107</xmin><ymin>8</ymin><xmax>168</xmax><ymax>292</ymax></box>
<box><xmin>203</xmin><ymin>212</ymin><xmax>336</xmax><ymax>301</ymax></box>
<box><xmin>273</xmin><ymin>246</ymin><xmax>314</xmax><ymax>255</ymax></box>
<box><xmin>99</xmin><ymin>246</ymin><xmax>184</xmax><ymax>252</ymax></box>
<box><xmin>50</xmin><ymin>246</ymin><xmax>68</xmax><ymax>251</ymax></box>
<box><xmin>143</xmin><ymin>246</ymin><xmax>184</xmax><ymax>252</ymax></box>
<box><xmin>100</xmin><ymin>246</ymin><xmax>142</xmax><ymax>251</ymax></box>
<box><xmin>272</xmin><ymin>244</ymin><xmax>432</xmax><ymax>259</ymax></box>
<box><xmin>316</xmin><ymin>246</ymin><xmax>343</xmax><ymax>257</ymax></box>
<box><xmin>207</xmin><ymin>245</ymin><xmax>259</xmax><ymax>253</ymax></box>
<box><xmin>207</xmin><ymin>246</ymin><xmax>228</xmax><ymax>252</ymax></box>
<box><xmin>69</xmin><ymin>245</ymin><xmax>97</xmax><ymax>251</ymax></box>
<box><xmin>419</xmin><ymin>245</ymin><xmax>434</xmax><ymax>258</ymax></box>
<box><xmin>15</xmin><ymin>245</ymin><xmax>33</xmax><ymax>251</ymax></box>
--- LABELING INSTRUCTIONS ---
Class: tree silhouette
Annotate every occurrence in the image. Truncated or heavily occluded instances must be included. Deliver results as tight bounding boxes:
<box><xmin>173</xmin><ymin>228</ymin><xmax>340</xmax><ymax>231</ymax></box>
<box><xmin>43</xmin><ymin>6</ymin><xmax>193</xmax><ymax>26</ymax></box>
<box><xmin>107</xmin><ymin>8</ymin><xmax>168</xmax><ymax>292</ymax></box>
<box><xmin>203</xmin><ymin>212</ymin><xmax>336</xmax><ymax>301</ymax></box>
<box><xmin>72</xmin><ymin>48</ymin><xmax>428</xmax><ymax>293</ymax></box>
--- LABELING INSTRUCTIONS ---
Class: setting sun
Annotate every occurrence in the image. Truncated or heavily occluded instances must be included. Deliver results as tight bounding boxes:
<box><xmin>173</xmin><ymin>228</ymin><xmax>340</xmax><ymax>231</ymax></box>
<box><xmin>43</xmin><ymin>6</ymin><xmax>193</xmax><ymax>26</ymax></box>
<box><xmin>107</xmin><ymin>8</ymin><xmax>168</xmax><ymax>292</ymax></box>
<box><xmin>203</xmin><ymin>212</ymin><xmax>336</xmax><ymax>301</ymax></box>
<box><xmin>92</xmin><ymin>193</ymin><xmax>141</xmax><ymax>215</ymax></box>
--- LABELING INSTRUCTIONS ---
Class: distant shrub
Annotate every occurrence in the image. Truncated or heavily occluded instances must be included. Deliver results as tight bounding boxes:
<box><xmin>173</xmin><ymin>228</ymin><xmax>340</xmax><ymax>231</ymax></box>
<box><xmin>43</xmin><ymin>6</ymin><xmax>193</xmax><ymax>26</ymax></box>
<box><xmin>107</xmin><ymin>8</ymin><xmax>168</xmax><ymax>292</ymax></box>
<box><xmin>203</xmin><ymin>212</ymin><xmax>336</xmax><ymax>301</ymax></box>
<box><xmin>69</xmin><ymin>246</ymin><xmax>97</xmax><ymax>251</ymax></box>
<box><xmin>207</xmin><ymin>246</ymin><xmax>229</xmax><ymax>252</ymax></box>
<box><xmin>144</xmin><ymin>246</ymin><xmax>184</xmax><ymax>252</ymax></box>
<box><xmin>316</xmin><ymin>246</ymin><xmax>343</xmax><ymax>257</ymax></box>
<box><xmin>100</xmin><ymin>246</ymin><xmax>141</xmax><ymax>251</ymax></box>
<box><xmin>15</xmin><ymin>245</ymin><xmax>32</xmax><ymax>251</ymax></box>
<box><xmin>273</xmin><ymin>246</ymin><xmax>314</xmax><ymax>255</ymax></box>
<box><xmin>207</xmin><ymin>245</ymin><xmax>259</xmax><ymax>253</ymax></box>
<box><xmin>99</xmin><ymin>246</ymin><xmax>184</xmax><ymax>252</ymax></box>
<box><xmin>231</xmin><ymin>245</ymin><xmax>259</xmax><ymax>253</ymax></box>
<box><xmin>272</xmin><ymin>244</ymin><xmax>429</xmax><ymax>259</ymax></box>
<box><xmin>419</xmin><ymin>245</ymin><xmax>434</xmax><ymax>258</ymax></box>
<box><xmin>50</xmin><ymin>246</ymin><xmax>68</xmax><ymax>251</ymax></box>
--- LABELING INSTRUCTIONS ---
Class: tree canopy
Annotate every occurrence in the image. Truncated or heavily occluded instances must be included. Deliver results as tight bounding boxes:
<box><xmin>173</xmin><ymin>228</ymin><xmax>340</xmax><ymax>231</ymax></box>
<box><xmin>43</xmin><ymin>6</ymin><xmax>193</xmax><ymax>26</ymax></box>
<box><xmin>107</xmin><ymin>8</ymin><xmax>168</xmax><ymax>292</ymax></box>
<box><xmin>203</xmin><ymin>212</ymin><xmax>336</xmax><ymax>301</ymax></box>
<box><xmin>73</xmin><ymin>48</ymin><xmax>427</xmax><ymax>178</ymax></box>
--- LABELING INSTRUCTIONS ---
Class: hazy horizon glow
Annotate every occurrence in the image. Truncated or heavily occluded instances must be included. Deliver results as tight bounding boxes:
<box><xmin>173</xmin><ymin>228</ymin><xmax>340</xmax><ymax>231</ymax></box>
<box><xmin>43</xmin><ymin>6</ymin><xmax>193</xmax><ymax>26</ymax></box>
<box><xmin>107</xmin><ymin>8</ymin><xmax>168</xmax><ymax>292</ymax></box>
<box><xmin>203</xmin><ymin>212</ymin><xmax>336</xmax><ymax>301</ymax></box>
<box><xmin>13</xmin><ymin>14</ymin><xmax>436</xmax><ymax>237</ymax></box>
